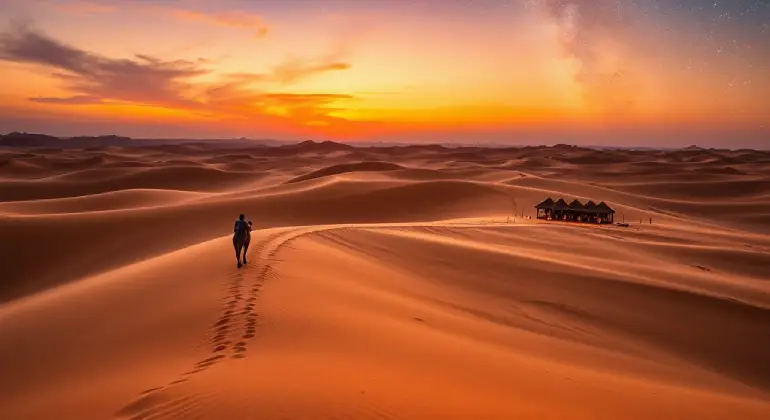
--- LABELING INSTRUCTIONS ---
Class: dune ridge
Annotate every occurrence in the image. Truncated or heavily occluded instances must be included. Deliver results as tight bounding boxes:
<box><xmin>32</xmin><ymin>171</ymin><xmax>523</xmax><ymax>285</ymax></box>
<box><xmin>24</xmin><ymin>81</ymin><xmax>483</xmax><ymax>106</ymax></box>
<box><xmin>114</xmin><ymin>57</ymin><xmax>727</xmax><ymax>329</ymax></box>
<box><xmin>286</xmin><ymin>161</ymin><xmax>405</xmax><ymax>184</ymax></box>
<box><xmin>1</xmin><ymin>142</ymin><xmax>769</xmax><ymax>419</ymax></box>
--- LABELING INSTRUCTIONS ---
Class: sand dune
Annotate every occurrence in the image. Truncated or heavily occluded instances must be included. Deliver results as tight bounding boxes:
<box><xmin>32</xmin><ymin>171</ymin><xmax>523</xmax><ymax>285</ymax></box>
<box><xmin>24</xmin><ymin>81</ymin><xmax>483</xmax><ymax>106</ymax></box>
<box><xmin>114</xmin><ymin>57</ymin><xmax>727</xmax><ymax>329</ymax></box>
<box><xmin>0</xmin><ymin>179</ymin><xmax>513</xmax><ymax>302</ymax></box>
<box><xmin>1</xmin><ymin>143</ymin><xmax>769</xmax><ymax>419</ymax></box>
<box><xmin>0</xmin><ymin>166</ymin><xmax>261</xmax><ymax>201</ymax></box>
<box><xmin>605</xmin><ymin>177</ymin><xmax>770</xmax><ymax>200</ymax></box>
<box><xmin>0</xmin><ymin>188</ymin><xmax>206</xmax><ymax>215</ymax></box>
<box><xmin>287</xmin><ymin>161</ymin><xmax>406</xmax><ymax>184</ymax></box>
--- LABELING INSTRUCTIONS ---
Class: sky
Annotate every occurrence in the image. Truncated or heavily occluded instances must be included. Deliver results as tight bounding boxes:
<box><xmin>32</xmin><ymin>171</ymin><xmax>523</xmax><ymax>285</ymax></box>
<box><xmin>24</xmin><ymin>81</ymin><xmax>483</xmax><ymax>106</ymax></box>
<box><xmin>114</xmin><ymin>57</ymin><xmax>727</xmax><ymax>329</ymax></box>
<box><xmin>0</xmin><ymin>0</ymin><xmax>768</xmax><ymax>147</ymax></box>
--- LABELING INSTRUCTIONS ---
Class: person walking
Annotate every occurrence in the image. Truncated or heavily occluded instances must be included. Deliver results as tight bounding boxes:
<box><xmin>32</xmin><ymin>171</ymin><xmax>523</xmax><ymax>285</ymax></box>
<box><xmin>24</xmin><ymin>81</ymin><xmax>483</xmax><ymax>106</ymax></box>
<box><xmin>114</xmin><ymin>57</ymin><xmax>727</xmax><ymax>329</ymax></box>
<box><xmin>233</xmin><ymin>214</ymin><xmax>252</xmax><ymax>268</ymax></box>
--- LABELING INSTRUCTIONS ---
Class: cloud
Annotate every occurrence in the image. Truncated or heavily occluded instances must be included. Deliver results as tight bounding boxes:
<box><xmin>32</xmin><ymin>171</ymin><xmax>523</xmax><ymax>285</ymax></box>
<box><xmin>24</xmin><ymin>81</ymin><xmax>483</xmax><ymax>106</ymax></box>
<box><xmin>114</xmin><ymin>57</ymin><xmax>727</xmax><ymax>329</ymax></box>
<box><xmin>539</xmin><ymin>0</ymin><xmax>638</xmax><ymax>110</ymax></box>
<box><xmin>40</xmin><ymin>1</ymin><xmax>269</xmax><ymax>38</ymax></box>
<box><xmin>234</xmin><ymin>93</ymin><xmax>353</xmax><ymax>125</ymax></box>
<box><xmin>200</xmin><ymin>58</ymin><xmax>352</xmax><ymax>109</ymax></box>
<box><xmin>201</xmin><ymin>85</ymin><xmax>353</xmax><ymax>124</ymax></box>
<box><xmin>172</xmin><ymin>9</ymin><xmax>269</xmax><ymax>38</ymax></box>
<box><xmin>271</xmin><ymin>57</ymin><xmax>351</xmax><ymax>84</ymax></box>
<box><xmin>263</xmin><ymin>93</ymin><xmax>353</xmax><ymax>103</ymax></box>
<box><xmin>0</xmin><ymin>22</ymin><xmax>91</xmax><ymax>73</ymax></box>
<box><xmin>28</xmin><ymin>95</ymin><xmax>104</xmax><ymax>104</ymax></box>
<box><xmin>0</xmin><ymin>23</ymin><xmax>355</xmax><ymax>126</ymax></box>
<box><xmin>0</xmin><ymin>22</ymin><xmax>207</xmax><ymax>109</ymax></box>
<box><xmin>34</xmin><ymin>0</ymin><xmax>117</xmax><ymax>15</ymax></box>
<box><xmin>219</xmin><ymin>56</ymin><xmax>352</xmax><ymax>87</ymax></box>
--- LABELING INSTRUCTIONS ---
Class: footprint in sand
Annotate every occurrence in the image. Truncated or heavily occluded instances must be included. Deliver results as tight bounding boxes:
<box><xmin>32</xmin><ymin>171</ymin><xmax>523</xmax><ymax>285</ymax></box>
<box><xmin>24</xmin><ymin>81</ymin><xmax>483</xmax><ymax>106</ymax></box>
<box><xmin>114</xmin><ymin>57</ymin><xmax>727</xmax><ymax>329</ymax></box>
<box><xmin>116</xmin><ymin>231</ymin><xmax>295</xmax><ymax>415</ymax></box>
<box><xmin>140</xmin><ymin>387</ymin><xmax>164</xmax><ymax>395</ymax></box>
<box><xmin>115</xmin><ymin>389</ymin><xmax>205</xmax><ymax>420</ymax></box>
<box><xmin>194</xmin><ymin>354</ymin><xmax>226</xmax><ymax>371</ymax></box>
<box><xmin>209</xmin><ymin>333</ymin><xmax>226</xmax><ymax>344</ymax></box>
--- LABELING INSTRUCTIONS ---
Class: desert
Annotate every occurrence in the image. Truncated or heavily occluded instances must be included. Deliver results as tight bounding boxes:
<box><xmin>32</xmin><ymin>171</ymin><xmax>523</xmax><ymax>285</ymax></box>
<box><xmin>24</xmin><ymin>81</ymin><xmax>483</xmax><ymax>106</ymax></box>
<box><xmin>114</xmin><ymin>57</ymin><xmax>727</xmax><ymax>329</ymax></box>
<box><xmin>1</xmin><ymin>137</ymin><xmax>769</xmax><ymax>419</ymax></box>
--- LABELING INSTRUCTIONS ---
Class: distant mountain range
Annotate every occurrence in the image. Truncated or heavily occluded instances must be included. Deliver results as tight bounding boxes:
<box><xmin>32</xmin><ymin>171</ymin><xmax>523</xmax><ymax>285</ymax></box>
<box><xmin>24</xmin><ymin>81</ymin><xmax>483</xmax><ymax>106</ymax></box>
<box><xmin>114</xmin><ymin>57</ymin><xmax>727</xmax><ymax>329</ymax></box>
<box><xmin>0</xmin><ymin>131</ymin><xmax>739</xmax><ymax>151</ymax></box>
<box><xmin>0</xmin><ymin>132</ymin><xmax>290</xmax><ymax>149</ymax></box>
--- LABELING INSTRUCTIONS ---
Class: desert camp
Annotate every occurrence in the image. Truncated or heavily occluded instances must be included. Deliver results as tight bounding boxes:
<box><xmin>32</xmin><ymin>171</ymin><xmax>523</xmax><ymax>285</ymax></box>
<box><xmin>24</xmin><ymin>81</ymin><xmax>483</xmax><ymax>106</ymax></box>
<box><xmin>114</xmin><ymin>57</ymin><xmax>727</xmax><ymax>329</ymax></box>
<box><xmin>535</xmin><ymin>197</ymin><xmax>615</xmax><ymax>224</ymax></box>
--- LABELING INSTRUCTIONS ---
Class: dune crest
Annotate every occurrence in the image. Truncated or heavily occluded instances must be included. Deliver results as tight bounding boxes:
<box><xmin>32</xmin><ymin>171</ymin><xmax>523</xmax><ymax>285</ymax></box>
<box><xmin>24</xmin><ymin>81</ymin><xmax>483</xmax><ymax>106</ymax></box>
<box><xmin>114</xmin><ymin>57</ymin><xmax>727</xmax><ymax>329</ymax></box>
<box><xmin>287</xmin><ymin>161</ymin><xmax>406</xmax><ymax>183</ymax></box>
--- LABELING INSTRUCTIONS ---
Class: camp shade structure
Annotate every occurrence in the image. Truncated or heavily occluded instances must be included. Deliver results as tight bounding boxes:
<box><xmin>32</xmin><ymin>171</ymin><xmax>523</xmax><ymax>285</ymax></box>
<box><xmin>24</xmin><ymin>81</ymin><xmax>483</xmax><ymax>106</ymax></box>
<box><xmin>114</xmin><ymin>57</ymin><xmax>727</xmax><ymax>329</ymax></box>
<box><xmin>535</xmin><ymin>197</ymin><xmax>615</xmax><ymax>224</ymax></box>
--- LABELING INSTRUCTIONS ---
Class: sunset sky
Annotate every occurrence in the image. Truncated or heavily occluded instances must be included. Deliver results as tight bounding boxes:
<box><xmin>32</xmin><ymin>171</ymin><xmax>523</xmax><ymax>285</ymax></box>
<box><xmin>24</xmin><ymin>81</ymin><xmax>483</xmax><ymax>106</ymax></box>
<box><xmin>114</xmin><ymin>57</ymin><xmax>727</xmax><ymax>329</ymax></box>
<box><xmin>0</xmin><ymin>0</ymin><xmax>768</xmax><ymax>147</ymax></box>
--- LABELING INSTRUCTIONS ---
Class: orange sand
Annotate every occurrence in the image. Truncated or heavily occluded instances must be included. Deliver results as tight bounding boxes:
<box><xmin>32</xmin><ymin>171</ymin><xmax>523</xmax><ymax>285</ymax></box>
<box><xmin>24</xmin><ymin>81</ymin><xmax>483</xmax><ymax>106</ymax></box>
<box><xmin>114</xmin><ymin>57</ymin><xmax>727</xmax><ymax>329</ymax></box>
<box><xmin>1</xmin><ymin>143</ymin><xmax>769</xmax><ymax>419</ymax></box>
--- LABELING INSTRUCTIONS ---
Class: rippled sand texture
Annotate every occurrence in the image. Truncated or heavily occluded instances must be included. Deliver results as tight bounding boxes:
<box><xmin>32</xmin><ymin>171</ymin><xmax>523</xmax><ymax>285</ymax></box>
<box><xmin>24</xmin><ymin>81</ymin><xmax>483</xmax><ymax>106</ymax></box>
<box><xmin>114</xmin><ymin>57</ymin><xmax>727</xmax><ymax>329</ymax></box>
<box><xmin>1</xmin><ymin>142</ymin><xmax>769</xmax><ymax>419</ymax></box>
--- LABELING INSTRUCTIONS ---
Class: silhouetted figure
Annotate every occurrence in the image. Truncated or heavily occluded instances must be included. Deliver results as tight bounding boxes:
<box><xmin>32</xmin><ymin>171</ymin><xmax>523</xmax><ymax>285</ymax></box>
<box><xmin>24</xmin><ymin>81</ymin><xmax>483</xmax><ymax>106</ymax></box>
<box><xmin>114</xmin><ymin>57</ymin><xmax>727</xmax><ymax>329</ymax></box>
<box><xmin>233</xmin><ymin>214</ymin><xmax>252</xmax><ymax>268</ymax></box>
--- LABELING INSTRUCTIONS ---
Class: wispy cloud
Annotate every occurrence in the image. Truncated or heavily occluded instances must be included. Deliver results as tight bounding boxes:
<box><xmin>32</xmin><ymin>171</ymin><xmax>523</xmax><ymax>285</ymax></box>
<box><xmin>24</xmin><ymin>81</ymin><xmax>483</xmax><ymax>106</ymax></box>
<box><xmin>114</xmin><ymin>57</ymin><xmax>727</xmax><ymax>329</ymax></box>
<box><xmin>200</xmin><ymin>80</ymin><xmax>354</xmax><ymax>125</ymax></box>
<box><xmin>173</xmin><ymin>9</ymin><xmax>269</xmax><ymax>38</ymax></box>
<box><xmin>262</xmin><ymin>93</ymin><xmax>354</xmax><ymax>122</ymax></box>
<box><xmin>0</xmin><ymin>21</ymin><xmax>207</xmax><ymax>109</ymax></box>
<box><xmin>29</xmin><ymin>95</ymin><xmax>104</xmax><ymax>104</ymax></box>
<box><xmin>272</xmin><ymin>57</ymin><xmax>351</xmax><ymax>84</ymax></box>
<box><xmin>0</xmin><ymin>22</ymin><xmax>354</xmax><ymax>125</ymax></box>
<box><xmin>45</xmin><ymin>0</ymin><xmax>270</xmax><ymax>38</ymax></box>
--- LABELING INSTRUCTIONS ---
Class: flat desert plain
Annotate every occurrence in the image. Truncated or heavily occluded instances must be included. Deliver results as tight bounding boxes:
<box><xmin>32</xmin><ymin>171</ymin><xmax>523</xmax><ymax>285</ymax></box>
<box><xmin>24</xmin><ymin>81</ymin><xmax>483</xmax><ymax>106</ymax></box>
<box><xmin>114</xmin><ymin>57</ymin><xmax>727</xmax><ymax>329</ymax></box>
<box><xmin>1</xmin><ymin>141</ymin><xmax>769</xmax><ymax>420</ymax></box>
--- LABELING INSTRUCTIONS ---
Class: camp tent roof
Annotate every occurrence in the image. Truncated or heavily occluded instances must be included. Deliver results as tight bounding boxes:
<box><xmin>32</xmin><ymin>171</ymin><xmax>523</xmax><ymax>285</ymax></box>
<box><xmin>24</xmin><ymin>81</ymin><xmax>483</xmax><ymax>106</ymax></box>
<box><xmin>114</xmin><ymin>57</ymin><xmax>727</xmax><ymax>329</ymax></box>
<box><xmin>535</xmin><ymin>197</ymin><xmax>555</xmax><ymax>208</ymax></box>
<box><xmin>535</xmin><ymin>197</ymin><xmax>614</xmax><ymax>213</ymax></box>
<box><xmin>580</xmin><ymin>200</ymin><xmax>597</xmax><ymax>213</ymax></box>
<box><xmin>596</xmin><ymin>201</ymin><xmax>615</xmax><ymax>213</ymax></box>
<box><xmin>553</xmin><ymin>198</ymin><xmax>569</xmax><ymax>210</ymax></box>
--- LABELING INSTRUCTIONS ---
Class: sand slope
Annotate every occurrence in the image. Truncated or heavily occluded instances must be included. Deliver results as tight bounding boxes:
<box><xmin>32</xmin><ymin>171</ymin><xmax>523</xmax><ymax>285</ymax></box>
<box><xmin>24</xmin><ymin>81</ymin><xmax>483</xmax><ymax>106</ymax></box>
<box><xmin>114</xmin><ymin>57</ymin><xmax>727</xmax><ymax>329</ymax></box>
<box><xmin>1</xmin><ymin>143</ymin><xmax>769</xmax><ymax>419</ymax></box>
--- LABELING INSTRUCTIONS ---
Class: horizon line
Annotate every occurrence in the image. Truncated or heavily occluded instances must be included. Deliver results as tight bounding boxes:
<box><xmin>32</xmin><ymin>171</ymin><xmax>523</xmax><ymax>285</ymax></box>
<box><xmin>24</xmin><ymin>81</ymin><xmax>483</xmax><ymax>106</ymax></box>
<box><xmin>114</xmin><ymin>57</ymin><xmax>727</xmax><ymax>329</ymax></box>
<box><xmin>3</xmin><ymin>131</ymin><xmax>767</xmax><ymax>152</ymax></box>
